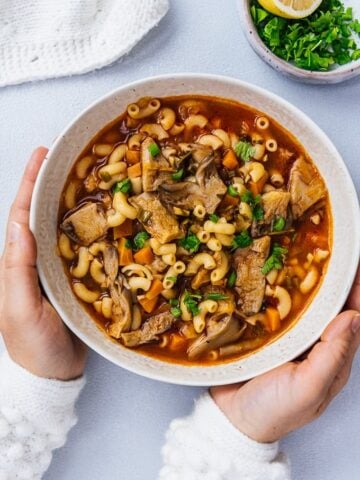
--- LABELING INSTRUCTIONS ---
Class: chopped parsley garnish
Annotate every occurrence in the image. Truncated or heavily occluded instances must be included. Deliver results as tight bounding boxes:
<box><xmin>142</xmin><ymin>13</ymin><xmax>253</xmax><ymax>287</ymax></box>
<box><xmin>253</xmin><ymin>203</ymin><xmax>265</xmax><ymax>221</ymax></box>
<box><xmin>171</xmin><ymin>307</ymin><xmax>182</xmax><ymax>318</ymax></box>
<box><xmin>179</xmin><ymin>233</ymin><xmax>201</xmax><ymax>253</ymax></box>
<box><xmin>205</xmin><ymin>293</ymin><xmax>229</xmax><ymax>301</ymax></box>
<box><xmin>232</xmin><ymin>230</ymin><xmax>253</xmax><ymax>249</ymax></box>
<box><xmin>227</xmin><ymin>185</ymin><xmax>239</xmax><ymax>197</ymax></box>
<box><xmin>227</xmin><ymin>270</ymin><xmax>237</xmax><ymax>288</ymax></box>
<box><xmin>241</xmin><ymin>191</ymin><xmax>261</xmax><ymax>207</ymax></box>
<box><xmin>261</xmin><ymin>243</ymin><xmax>288</xmax><ymax>275</ymax></box>
<box><xmin>125</xmin><ymin>239</ymin><xmax>133</xmax><ymax>249</ymax></box>
<box><xmin>148</xmin><ymin>142</ymin><xmax>160</xmax><ymax>157</ymax></box>
<box><xmin>209</xmin><ymin>213</ymin><xmax>219</xmax><ymax>223</ymax></box>
<box><xmin>183</xmin><ymin>291</ymin><xmax>202</xmax><ymax>316</ymax></box>
<box><xmin>133</xmin><ymin>231</ymin><xmax>150</xmax><ymax>250</ymax></box>
<box><xmin>113</xmin><ymin>178</ymin><xmax>132</xmax><ymax>194</ymax></box>
<box><xmin>234</xmin><ymin>141</ymin><xmax>255</xmax><ymax>162</ymax></box>
<box><xmin>273</xmin><ymin>216</ymin><xmax>286</xmax><ymax>232</ymax></box>
<box><xmin>251</xmin><ymin>0</ymin><xmax>360</xmax><ymax>71</ymax></box>
<box><xmin>172</xmin><ymin>168</ymin><xmax>184</xmax><ymax>181</ymax></box>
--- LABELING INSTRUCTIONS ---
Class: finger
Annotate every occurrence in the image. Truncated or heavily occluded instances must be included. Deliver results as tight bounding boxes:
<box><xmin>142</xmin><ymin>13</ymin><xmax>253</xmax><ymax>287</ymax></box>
<box><xmin>346</xmin><ymin>262</ymin><xmax>360</xmax><ymax>312</ymax></box>
<box><xmin>1</xmin><ymin>225</ymin><xmax>41</xmax><ymax>321</ymax></box>
<box><xmin>7</xmin><ymin>147</ymin><xmax>48</xmax><ymax>227</ymax></box>
<box><xmin>297</xmin><ymin>310</ymin><xmax>360</xmax><ymax>400</ymax></box>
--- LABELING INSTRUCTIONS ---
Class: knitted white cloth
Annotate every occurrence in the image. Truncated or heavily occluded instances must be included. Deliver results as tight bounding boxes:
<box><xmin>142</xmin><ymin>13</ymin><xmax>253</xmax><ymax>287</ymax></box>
<box><xmin>0</xmin><ymin>352</ymin><xmax>84</xmax><ymax>480</ymax></box>
<box><xmin>0</xmin><ymin>0</ymin><xmax>169</xmax><ymax>87</ymax></box>
<box><xmin>0</xmin><ymin>352</ymin><xmax>290</xmax><ymax>479</ymax></box>
<box><xmin>160</xmin><ymin>392</ymin><xmax>291</xmax><ymax>480</ymax></box>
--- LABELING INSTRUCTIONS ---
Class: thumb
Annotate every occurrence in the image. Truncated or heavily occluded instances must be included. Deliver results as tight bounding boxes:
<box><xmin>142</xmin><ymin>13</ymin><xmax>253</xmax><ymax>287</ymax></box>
<box><xmin>298</xmin><ymin>310</ymin><xmax>360</xmax><ymax>396</ymax></box>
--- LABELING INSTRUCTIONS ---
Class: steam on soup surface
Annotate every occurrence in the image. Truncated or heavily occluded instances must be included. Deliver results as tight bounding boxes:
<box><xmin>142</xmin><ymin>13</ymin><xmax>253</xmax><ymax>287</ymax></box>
<box><xmin>58</xmin><ymin>96</ymin><xmax>331</xmax><ymax>364</ymax></box>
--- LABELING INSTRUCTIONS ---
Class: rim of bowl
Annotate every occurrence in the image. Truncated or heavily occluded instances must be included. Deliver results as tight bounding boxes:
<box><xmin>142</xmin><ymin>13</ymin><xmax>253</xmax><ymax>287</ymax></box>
<box><xmin>30</xmin><ymin>73</ymin><xmax>360</xmax><ymax>385</ymax></box>
<box><xmin>238</xmin><ymin>0</ymin><xmax>360</xmax><ymax>84</ymax></box>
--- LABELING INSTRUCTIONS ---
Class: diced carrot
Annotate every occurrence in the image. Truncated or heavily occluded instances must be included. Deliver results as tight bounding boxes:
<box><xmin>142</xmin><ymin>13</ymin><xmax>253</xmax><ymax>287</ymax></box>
<box><xmin>118</xmin><ymin>237</ymin><xmax>133</xmax><ymax>266</ymax></box>
<box><xmin>249</xmin><ymin>173</ymin><xmax>268</xmax><ymax>196</ymax></box>
<box><xmin>126</xmin><ymin>149</ymin><xmax>140</xmax><ymax>164</ymax></box>
<box><xmin>133</xmin><ymin>246</ymin><xmax>154</xmax><ymax>265</ymax></box>
<box><xmin>138</xmin><ymin>295</ymin><xmax>158</xmax><ymax>313</ymax></box>
<box><xmin>221</xmin><ymin>193</ymin><xmax>239</xmax><ymax>207</ymax></box>
<box><xmin>145</xmin><ymin>278</ymin><xmax>164</xmax><ymax>300</ymax></box>
<box><xmin>266</xmin><ymin>307</ymin><xmax>281</xmax><ymax>332</ymax></box>
<box><xmin>168</xmin><ymin>333</ymin><xmax>188</xmax><ymax>352</ymax></box>
<box><xmin>113</xmin><ymin>219</ymin><xmax>133</xmax><ymax>239</ymax></box>
<box><xmin>128</xmin><ymin>162</ymin><xmax>142</xmax><ymax>178</ymax></box>
<box><xmin>222</xmin><ymin>150</ymin><xmax>239</xmax><ymax>170</ymax></box>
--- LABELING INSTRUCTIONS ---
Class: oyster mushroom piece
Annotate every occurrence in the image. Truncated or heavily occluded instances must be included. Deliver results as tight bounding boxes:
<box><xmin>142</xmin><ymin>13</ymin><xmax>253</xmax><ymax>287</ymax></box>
<box><xmin>187</xmin><ymin>314</ymin><xmax>246</xmax><ymax>360</ymax></box>
<box><xmin>103</xmin><ymin>246</ymin><xmax>119</xmax><ymax>284</ymax></box>
<box><xmin>289</xmin><ymin>156</ymin><xmax>327</xmax><ymax>219</ymax></box>
<box><xmin>121</xmin><ymin>311</ymin><xmax>175</xmax><ymax>347</ymax></box>
<box><xmin>129</xmin><ymin>192</ymin><xmax>184</xmax><ymax>244</ymax></box>
<box><xmin>141</xmin><ymin>137</ymin><xmax>173</xmax><ymax>192</ymax></box>
<box><xmin>108</xmin><ymin>274</ymin><xmax>133</xmax><ymax>338</ymax></box>
<box><xmin>60</xmin><ymin>202</ymin><xmax>108</xmax><ymax>246</ymax></box>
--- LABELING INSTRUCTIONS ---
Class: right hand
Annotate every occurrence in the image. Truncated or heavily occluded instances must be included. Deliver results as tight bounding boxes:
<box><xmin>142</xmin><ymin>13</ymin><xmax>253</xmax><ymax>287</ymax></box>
<box><xmin>0</xmin><ymin>147</ymin><xmax>87</xmax><ymax>381</ymax></box>
<box><xmin>212</xmin><ymin>266</ymin><xmax>360</xmax><ymax>443</ymax></box>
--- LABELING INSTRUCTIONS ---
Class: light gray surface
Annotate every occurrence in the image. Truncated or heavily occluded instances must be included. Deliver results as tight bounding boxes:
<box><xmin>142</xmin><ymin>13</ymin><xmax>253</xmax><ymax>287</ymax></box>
<box><xmin>0</xmin><ymin>0</ymin><xmax>359</xmax><ymax>479</ymax></box>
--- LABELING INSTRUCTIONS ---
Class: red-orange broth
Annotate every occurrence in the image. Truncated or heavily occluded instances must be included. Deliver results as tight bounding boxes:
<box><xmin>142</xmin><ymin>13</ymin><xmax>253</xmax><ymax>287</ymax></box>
<box><xmin>58</xmin><ymin>96</ymin><xmax>331</xmax><ymax>365</ymax></box>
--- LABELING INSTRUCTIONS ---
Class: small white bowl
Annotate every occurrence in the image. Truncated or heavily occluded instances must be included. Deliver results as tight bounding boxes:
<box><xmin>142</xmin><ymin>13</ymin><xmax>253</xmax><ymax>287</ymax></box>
<box><xmin>238</xmin><ymin>0</ymin><xmax>360</xmax><ymax>84</ymax></box>
<box><xmin>30</xmin><ymin>74</ymin><xmax>360</xmax><ymax>386</ymax></box>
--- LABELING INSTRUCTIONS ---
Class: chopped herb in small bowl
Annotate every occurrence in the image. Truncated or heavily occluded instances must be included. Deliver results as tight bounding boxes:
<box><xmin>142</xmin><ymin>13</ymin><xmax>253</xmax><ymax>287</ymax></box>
<box><xmin>239</xmin><ymin>0</ymin><xmax>360</xmax><ymax>83</ymax></box>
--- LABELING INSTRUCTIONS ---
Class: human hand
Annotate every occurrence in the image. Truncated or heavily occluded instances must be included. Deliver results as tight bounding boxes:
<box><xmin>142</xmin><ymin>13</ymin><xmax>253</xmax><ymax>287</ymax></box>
<box><xmin>0</xmin><ymin>147</ymin><xmax>87</xmax><ymax>381</ymax></box>
<box><xmin>211</xmin><ymin>267</ymin><xmax>360</xmax><ymax>443</ymax></box>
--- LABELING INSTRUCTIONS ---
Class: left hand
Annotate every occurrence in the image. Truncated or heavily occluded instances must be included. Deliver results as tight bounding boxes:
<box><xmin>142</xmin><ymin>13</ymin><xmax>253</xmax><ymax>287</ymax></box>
<box><xmin>0</xmin><ymin>147</ymin><xmax>87</xmax><ymax>381</ymax></box>
<box><xmin>211</xmin><ymin>267</ymin><xmax>360</xmax><ymax>443</ymax></box>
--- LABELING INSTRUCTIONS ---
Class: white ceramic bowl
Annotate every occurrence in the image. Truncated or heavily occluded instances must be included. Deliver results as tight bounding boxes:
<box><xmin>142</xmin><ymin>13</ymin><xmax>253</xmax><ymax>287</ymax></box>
<box><xmin>30</xmin><ymin>74</ymin><xmax>360</xmax><ymax>386</ymax></box>
<box><xmin>238</xmin><ymin>0</ymin><xmax>360</xmax><ymax>84</ymax></box>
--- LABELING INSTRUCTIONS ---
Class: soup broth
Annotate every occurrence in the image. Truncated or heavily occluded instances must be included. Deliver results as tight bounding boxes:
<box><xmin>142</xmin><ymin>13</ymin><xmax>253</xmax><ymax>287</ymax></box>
<box><xmin>58</xmin><ymin>96</ymin><xmax>331</xmax><ymax>364</ymax></box>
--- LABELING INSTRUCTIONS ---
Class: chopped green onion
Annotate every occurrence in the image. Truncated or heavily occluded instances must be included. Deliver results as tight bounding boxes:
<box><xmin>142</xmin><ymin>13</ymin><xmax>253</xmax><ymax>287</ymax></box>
<box><xmin>273</xmin><ymin>217</ymin><xmax>286</xmax><ymax>232</ymax></box>
<box><xmin>114</xmin><ymin>178</ymin><xmax>132</xmax><ymax>194</ymax></box>
<box><xmin>232</xmin><ymin>230</ymin><xmax>253</xmax><ymax>249</ymax></box>
<box><xmin>167</xmin><ymin>276</ymin><xmax>177</xmax><ymax>283</ymax></box>
<box><xmin>227</xmin><ymin>270</ymin><xmax>237</xmax><ymax>288</ymax></box>
<box><xmin>148</xmin><ymin>142</ymin><xmax>160</xmax><ymax>157</ymax></box>
<box><xmin>183</xmin><ymin>291</ymin><xmax>201</xmax><ymax>316</ymax></box>
<box><xmin>171</xmin><ymin>307</ymin><xmax>182</xmax><ymax>318</ymax></box>
<box><xmin>234</xmin><ymin>141</ymin><xmax>255</xmax><ymax>162</ymax></box>
<box><xmin>169</xmin><ymin>299</ymin><xmax>179</xmax><ymax>307</ymax></box>
<box><xmin>205</xmin><ymin>293</ymin><xmax>229</xmax><ymax>301</ymax></box>
<box><xmin>209</xmin><ymin>213</ymin><xmax>219</xmax><ymax>223</ymax></box>
<box><xmin>133</xmin><ymin>231</ymin><xmax>150</xmax><ymax>250</ymax></box>
<box><xmin>227</xmin><ymin>185</ymin><xmax>239</xmax><ymax>197</ymax></box>
<box><xmin>100</xmin><ymin>172</ymin><xmax>111</xmax><ymax>182</ymax></box>
<box><xmin>172</xmin><ymin>168</ymin><xmax>184</xmax><ymax>181</ymax></box>
<box><xmin>261</xmin><ymin>243</ymin><xmax>288</xmax><ymax>275</ymax></box>
<box><xmin>179</xmin><ymin>233</ymin><xmax>201</xmax><ymax>253</ymax></box>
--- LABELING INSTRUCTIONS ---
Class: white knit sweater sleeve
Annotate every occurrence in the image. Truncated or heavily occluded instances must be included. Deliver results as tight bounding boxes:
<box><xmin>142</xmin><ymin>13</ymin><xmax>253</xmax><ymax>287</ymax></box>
<box><xmin>0</xmin><ymin>352</ymin><xmax>85</xmax><ymax>480</ymax></box>
<box><xmin>160</xmin><ymin>392</ymin><xmax>291</xmax><ymax>480</ymax></box>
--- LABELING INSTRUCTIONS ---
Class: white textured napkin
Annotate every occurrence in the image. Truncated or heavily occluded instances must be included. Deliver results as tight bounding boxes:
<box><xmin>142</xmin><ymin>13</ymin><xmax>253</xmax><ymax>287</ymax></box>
<box><xmin>0</xmin><ymin>0</ymin><xmax>169</xmax><ymax>87</ymax></box>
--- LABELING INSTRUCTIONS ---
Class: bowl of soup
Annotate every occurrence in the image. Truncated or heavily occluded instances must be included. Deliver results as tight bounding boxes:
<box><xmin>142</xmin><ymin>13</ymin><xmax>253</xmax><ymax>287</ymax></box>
<box><xmin>30</xmin><ymin>74</ymin><xmax>360</xmax><ymax>385</ymax></box>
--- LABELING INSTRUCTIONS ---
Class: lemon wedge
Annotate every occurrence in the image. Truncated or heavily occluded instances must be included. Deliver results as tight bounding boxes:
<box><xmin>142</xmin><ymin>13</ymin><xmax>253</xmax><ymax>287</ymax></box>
<box><xmin>257</xmin><ymin>0</ymin><xmax>322</xmax><ymax>19</ymax></box>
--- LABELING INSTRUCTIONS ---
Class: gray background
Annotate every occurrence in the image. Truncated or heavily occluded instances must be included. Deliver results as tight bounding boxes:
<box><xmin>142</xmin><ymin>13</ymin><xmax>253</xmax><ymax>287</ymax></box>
<box><xmin>0</xmin><ymin>1</ymin><xmax>360</xmax><ymax>479</ymax></box>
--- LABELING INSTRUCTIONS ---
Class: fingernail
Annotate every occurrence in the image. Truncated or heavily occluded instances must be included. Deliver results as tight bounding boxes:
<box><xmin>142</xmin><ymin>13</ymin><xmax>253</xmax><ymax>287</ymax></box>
<box><xmin>8</xmin><ymin>222</ymin><xmax>22</xmax><ymax>242</ymax></box>
<box><xmin>351</xmin><ymin>314</ymin><xmax>360</xmax><ymax>334</ymax></box>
